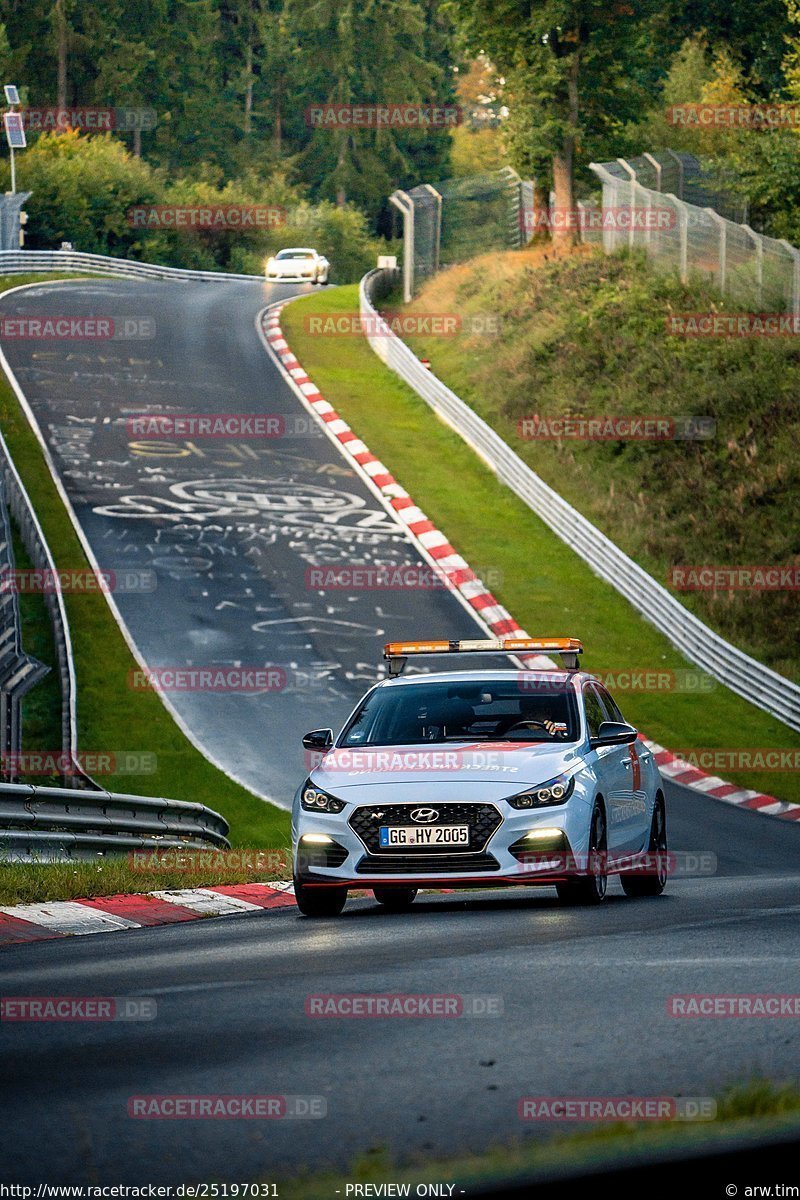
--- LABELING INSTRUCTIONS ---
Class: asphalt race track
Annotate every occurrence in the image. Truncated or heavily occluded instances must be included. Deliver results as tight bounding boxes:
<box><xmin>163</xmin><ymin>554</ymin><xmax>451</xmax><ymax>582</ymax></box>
<box><xmin>0</xmin><ymin>279</ymin><xmax>502</xmax><ymax>804</ymax></box>
<box><xmin>1</xmin><ymin>781</ymin><xmax>800</xmax><ymax>1183</ymax></box>
<box><xmin>1</xmin><ymin>279</ymin><xmax>799</xmax><ymax>1186</ymax></box>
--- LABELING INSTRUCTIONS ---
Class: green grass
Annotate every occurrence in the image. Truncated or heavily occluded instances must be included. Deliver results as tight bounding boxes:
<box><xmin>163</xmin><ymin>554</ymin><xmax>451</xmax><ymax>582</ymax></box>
<box><xmin>282</xmin><ymin>284</ymin><xmax>800</xmax><ymax>804</ymax></box>
<box><xmin>0</xmin><ymin>274</ymin><xmax>290</xmax><ymax>850</ymax></box>
<box><xmin>274</xmin><ymin>1079</ymin><xmax>800</xmax><ymax>1194</ymax></box>
<box><xmin>0</xmin><ymin>852</ymin><xmax>291</xmax><ymax>906</ymax></box>
<box><xmin>399</xmin><ymin>245</ymin><xmax>800</xmax><ymax>684</ymax></box>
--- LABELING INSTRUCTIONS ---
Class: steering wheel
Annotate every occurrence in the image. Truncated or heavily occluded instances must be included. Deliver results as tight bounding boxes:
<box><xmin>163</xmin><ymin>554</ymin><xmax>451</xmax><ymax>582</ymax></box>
<box><xmin>504</xmin><ymin>719</ymin><xmax>549</xmax><ymax>735</ymax></box>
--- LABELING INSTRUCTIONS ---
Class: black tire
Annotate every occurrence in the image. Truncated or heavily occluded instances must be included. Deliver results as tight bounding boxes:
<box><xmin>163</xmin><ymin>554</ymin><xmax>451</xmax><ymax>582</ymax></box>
<box><xmin>556</xmin><ymin>802</ymin><xmax>608</xmax><ymax>906</ymax></box>
<box><xmin>621</xmin><ymin>794</ymin><xmax>668</xmax><ymax>898</ymax></box>
<box><xmin>373</xmin><ymin>886</ymin><xmax>418</xmax><ymax>912</ymax></box>
<box><xmin>293</xmin><ymin>877</ymin><xmax>347</xmax><ymax>917</ymax></box>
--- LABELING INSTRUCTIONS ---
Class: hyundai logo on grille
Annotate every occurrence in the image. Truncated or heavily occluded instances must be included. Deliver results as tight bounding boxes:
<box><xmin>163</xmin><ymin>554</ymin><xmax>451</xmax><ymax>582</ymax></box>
<box><xmin>409</xmin><ymin>808</ymin><xmax>439</xmax><ymax>823</ymax></box>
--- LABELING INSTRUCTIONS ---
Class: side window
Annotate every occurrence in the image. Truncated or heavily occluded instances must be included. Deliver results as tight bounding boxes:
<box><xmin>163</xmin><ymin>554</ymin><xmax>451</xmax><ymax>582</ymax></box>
<box><xmin>595</xmin><ymin>685</ymin><xmax>625</xmax><ymax>724</ymax></box>
<box><xmin>582</xmin><ymin>684</ymin><xmax>605</xmax><ymax>739</ymax></box>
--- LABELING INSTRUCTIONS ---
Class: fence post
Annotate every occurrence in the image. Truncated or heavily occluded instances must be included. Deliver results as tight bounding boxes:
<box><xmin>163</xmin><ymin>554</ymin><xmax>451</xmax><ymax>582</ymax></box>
<box><xmin>705</xmin><ymin>208</ymin><xmax>727</xmax><ymax>296</ymax></box>
<box><xmin>576</xmin><ymin>200</ymin><xmax>587</xmax><ymax>244</ymax></box>
<box><xmin>643</xmin><ymin>152</ymin><xmax>662</xmax><ymax>193</ymax></box>
<box><xmin>616</xmin><ymin>158</ymin><xmax>637</xmax><ymax>251</ymax></box>
<box><xmin>779</xmin><ymin>239</ymin><xmax>800</xmax><ymax>318</ymax></box>
<box><xmin>640</xmin><ymin>183</ymin><xmax>654</xmax><ymax>251</ymax></box>
<box><xmin>422</xmin><ymin>184</ymin><xmax>443</xmax><ymax>272</ymax></box>
<box><xmin>666</xmin><ymin>194</ymin><xmax>689</xmax><ymax>282</ymax></box>
<box><xmin>390</xmin><ymin>190</ymin><xmax>414</xmax><ymax>303</ymax></box>
<box><xmin>665</xmin><ymin>149</ymin><xmax>685</xmax><ymax>199</ymax></box>
<box><xmin>742</xmin><ymin>225</ymin><xmax>763</xmax><ymax>307</ymax></box>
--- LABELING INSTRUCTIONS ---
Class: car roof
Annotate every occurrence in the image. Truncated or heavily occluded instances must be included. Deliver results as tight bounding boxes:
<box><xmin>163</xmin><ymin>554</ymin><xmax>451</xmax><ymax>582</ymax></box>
<box><xmin>278</xmin><ymin>246</ymin><xmax>316</xmax><ymax>253</ymax></box>
<box><xmin>376</xmin><ymin>669</ymin><xmax>584</xmax><ymax>689</ymax></box>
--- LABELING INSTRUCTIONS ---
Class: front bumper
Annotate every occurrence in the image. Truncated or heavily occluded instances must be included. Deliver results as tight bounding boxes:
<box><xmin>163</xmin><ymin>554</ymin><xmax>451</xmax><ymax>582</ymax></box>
<box><xmin>293</xmin><ymin>796</ymin><xmax>593</xmax><ymax>889</ymax></box>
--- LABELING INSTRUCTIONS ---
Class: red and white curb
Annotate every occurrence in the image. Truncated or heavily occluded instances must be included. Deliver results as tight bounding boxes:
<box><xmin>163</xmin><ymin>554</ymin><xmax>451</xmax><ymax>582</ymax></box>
<box><xmin>260</xmin><ymin>304</ymin><xmax>799</xmax><ymax>826</ymax></box>
<box><xmin>259</xmin><ymin>307</ymin><xmax>552</xmax><ymax>669</ymax></box>
<box><xmin>640</xmin><ymin>739</ymin><xmax>799</xmax><ymax>820</ymax></box>
<box><xmin>0</xmin><ymin>882</ymin><xmax>296</xmax><ymax>948</ymax></box>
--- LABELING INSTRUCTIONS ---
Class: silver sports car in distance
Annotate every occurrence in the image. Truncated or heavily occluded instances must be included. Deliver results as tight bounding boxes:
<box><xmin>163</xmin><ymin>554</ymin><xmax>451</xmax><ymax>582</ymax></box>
<box><xmin>265</xmin><ymin>247</ymin><xmax>329</xmax><ymax>284</ymax></box>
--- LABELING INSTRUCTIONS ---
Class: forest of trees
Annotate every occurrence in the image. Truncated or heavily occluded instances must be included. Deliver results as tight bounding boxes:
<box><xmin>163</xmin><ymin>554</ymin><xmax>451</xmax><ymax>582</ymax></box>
<box><xmin>1</xmin><ymin>1</ymin><xmax>800</xmax><ymax>269</ymax></box>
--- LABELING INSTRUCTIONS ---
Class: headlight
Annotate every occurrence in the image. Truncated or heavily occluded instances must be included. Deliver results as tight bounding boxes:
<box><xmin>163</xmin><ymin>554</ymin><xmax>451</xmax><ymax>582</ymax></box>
<box><xmin>506</xmin><ymin>774</ymin><xmax>575</xmax><ymax>809</ymax></box>
<box><xmin>301</xmin><ymin>781</ymin><xmax>345</xmax><ymax>814</ymax></box>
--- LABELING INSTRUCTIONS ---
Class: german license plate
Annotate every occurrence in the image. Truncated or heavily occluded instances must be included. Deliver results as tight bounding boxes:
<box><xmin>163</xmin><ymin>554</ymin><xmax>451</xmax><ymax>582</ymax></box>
<box><xmin>379</xmin><ymin>824</ymin><xmax>469</xmax><ymax>848</ymax></box>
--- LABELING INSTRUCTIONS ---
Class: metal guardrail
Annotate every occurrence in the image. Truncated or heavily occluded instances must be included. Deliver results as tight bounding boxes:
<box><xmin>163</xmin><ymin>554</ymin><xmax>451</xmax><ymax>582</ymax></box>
<box><xmin>0</xmin><ymin>427</ymin><xmax>89</xmax><ymax>786</ymax></box>
<box><xmin>0</xmin><ymin>781</ymin><xmax>230</xmax><ymax>860</ymax></box>
<box><xmin>0</xmin><ymin>260</ymin><xmax>243</xmax><ymax>846</ymax></box>
<box><xmin>0</xmin><ymin>478</ymin><xmax>49</xmax><ymax>768</ymax></box>
<box><xmin>360</xmin><ymin>268</ymin><xmax>800</xmax><ymax>733</ymax></box>
<box><xmin>0</xmin><ymin>248</ymin><xmax>264</xmax><ymax>282</ymax></box>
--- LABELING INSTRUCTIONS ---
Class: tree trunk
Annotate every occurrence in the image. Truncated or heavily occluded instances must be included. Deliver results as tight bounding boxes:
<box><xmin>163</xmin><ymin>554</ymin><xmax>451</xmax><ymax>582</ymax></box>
<box><xmin>335</xmin><ymin>133</ymin><xmax>347</xmax><ymax>207</ymax></box>
<box><xmin>244</xmin><ymin>37</ymin><xmax>253</xmax><ymax>135</ymax></box>
<box><xmin>551</xmin><ymin>51</ymin><xmax>580</xmax><ymax>245</ymax></box>
<box><xmin>531</xmin><ymin>182</ymin><xmax>550</xmax><ymax>240</ymax></box>
<box><xmin>273</xmin><ymin>92</ymin><xmax>282</xmax><ymax>153</ymax></box>
<box><xmin>55</xmin><ymin>0</ymin><xmax>68</xmax><ymax>111</ymax></box>
<box><xmin>133</xmin><ymin>126</ymin><xmax>142</xmax><ymax>157</ymax></box>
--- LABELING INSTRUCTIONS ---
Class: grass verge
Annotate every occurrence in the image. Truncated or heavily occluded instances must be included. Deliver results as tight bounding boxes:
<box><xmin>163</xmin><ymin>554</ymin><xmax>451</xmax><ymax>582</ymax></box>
<box><xmin>274</xmin><ymin>1079</ymin><xmax>800</xmax><ymax>1195</ymax></box>
<box><xmin>0</xmin><ymin>852</ymin><xmax>290</xmax><ymax>906</ymax></box>
<box><xmin>281</xmin><ymin>284</ymin><xmax>800</xmax><ymax>804</ymax></box>
<box><xmin>0</xmin><ymin>274</ymin><xmax>290</xmax><ymax>853</ymax></box>
<box><xmin>399</xmin><ymin>244</ymin><xmax>800</xmax><ymax>684</ymax></box>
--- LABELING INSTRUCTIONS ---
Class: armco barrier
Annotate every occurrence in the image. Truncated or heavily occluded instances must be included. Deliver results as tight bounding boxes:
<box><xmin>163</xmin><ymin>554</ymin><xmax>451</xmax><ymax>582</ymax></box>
<box><xmin>0</xmin><ymin>428</ymin><xmax>89</xmax><ymax>786</ymax></box>
<box><xmin>0</xmin><ymin>248</ymin><xmax>263</xmax><ymax>282</ymax></box>
<box><xmin>360</xmin><ymin>268</ymin><xmax>800</xmax><ymax>733</ymax></box>
<box><xmin>0</xmin><ymin>256</ymin><xmax>246</xmax><ymax>839</ymax></box>
<box><xmin>0</xmin><ymin>781</ymin><xmax>230</xmax><ymax>860</ymax></box>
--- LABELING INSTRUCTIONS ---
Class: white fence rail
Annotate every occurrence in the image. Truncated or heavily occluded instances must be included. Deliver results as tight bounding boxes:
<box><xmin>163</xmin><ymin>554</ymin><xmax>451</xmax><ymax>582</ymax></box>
<box><xmin>360</xmin><ymin>269</ymin><xmax>800</xmax><ymax>733</ymax></box>
<box><xmin>0</xmin><ymin>248</ymin><xmax>263</xmax><ymax>282</ymax></box>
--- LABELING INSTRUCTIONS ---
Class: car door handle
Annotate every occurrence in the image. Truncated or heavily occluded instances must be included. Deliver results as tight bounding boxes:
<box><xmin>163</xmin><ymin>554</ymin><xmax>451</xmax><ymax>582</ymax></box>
<box><xmin>620</xmin><ymin>758</ymin><xmax>632</xmax><ymax>767</ymax></box>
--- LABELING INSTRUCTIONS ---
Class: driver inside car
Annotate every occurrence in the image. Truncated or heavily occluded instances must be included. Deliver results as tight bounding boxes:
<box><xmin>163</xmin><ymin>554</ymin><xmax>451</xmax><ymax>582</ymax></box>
<box><xmin>502</xmin><ymin>696</ymin><xmax>569</xmax><ymax>738</ymax></box>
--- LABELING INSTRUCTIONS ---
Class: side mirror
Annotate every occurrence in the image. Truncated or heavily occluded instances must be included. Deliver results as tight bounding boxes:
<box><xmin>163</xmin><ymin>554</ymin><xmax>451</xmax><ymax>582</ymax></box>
<box><xmin>302</xmin><ymin>728</ymin><xmax>334</xmax><ymax>752</ymax></box>
<box><xmin>591</xmin><ymin>721</ymin><xmax>638</xmax><ymax>747</ymax></box>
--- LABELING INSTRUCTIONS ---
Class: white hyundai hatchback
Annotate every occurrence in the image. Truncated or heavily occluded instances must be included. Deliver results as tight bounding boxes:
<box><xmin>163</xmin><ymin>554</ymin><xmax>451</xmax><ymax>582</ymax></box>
<box><xmin>292</xmin><ymin>639</ymin><xmax>668</xmax><ymax>916</ymax></box>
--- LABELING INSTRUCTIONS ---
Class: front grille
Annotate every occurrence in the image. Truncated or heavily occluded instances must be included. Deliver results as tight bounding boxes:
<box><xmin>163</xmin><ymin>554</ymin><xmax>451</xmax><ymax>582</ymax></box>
<box><xmin>355</xmin><ymin>852</ymin><xmax>500</xmax><ymax>875</ymax></box>
<box><xmin>349</xmin><ymin>803</ymin><xmax>502</xmax><ymax>854</ymax></box>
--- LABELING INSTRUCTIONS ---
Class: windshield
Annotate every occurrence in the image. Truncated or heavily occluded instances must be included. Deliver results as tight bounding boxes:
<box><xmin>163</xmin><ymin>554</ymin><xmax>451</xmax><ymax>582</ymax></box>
<box><xmin>277</xmin><ymin>250</ymin><xmax>314</xmax><ymax>260</ymax></box>
<box><xmin>340</xmin><ymin>679</ymin><xmax>580</xmax><ymax>747</ymax></box>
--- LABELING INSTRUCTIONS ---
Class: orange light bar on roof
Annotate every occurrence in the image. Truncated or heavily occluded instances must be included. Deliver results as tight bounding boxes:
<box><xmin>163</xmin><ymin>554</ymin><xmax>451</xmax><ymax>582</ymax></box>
<box><xmin>383</xmin><ymin>638</ymin><xmax>583</xmax><ymax>657</ymax></box>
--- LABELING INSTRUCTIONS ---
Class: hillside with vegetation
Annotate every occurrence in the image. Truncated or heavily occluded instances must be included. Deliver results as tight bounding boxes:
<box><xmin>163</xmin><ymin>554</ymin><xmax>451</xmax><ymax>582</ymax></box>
<box><xmin>399</xmin><ymin>244</ymin><xmax>800</xmax><ymax>682</ymax></box>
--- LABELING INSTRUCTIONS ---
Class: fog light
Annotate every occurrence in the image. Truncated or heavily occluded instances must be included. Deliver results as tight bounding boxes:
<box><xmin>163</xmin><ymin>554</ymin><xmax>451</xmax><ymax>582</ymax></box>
<box><xmin>300</xmin><ymin>833</ymin><xmax>334</xmax><ymax>845</ymax></box>
<box><xmin>521</xmin><ymin>828</ymin><xmax>568</xmax><ymax>853</ymax></box>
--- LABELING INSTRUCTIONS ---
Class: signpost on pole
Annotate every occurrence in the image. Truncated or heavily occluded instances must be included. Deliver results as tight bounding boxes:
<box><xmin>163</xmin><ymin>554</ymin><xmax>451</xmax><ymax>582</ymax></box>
<box><xmin>3</xmin><ymin>87</ymin><xmax>25</xmax><ymax>195</ymax></box>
